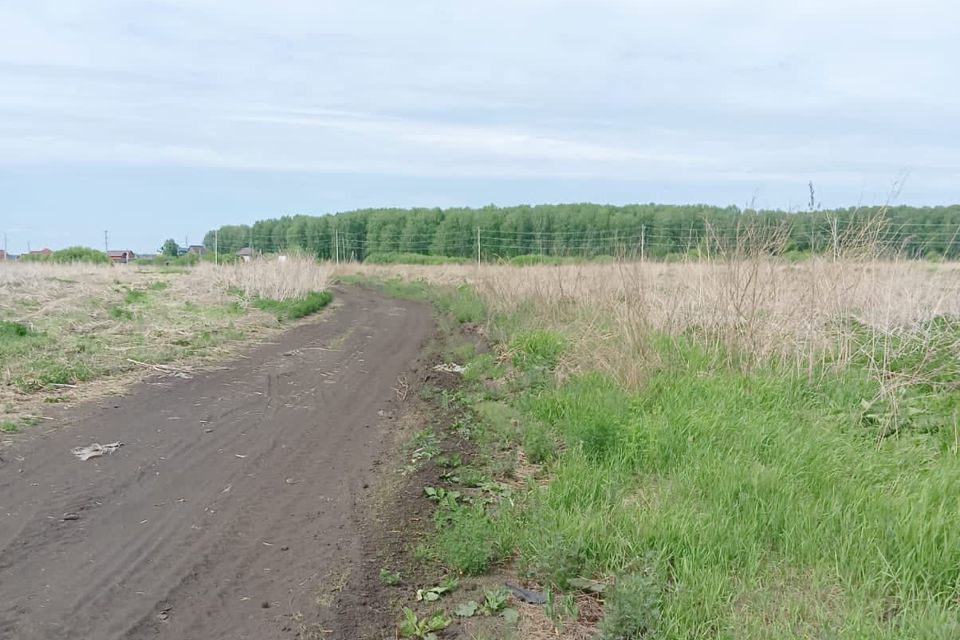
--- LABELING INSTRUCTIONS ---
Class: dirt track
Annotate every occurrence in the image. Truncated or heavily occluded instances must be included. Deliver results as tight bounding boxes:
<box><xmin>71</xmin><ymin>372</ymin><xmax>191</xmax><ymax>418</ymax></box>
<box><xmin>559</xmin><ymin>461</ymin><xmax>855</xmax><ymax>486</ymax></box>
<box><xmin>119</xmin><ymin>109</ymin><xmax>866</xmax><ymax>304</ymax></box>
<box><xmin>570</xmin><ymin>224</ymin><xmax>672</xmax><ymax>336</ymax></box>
<box><xmin>0</xmin><ymin>287</ymin><xmax>433</xmax><ymax>640</ymax></box>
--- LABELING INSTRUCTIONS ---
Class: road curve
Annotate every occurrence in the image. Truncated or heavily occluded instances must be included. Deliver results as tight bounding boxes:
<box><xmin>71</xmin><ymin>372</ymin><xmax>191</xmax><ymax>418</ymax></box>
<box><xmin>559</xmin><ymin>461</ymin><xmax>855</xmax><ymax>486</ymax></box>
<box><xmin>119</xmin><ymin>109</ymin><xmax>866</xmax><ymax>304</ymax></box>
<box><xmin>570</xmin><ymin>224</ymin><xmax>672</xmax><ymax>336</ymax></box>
<box><xmin>0</xmin><ymin>287</ymin><xmax>433</xmax><ymax>640</ymax></box>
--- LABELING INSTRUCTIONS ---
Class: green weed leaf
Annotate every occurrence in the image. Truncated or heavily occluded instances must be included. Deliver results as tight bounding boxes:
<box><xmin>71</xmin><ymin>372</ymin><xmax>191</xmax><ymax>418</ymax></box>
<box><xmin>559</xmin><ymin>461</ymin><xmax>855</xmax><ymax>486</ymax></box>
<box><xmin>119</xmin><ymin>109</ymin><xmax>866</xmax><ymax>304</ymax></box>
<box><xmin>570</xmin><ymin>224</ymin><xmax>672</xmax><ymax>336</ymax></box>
<box><xmin>455</xmin><ymin>600</ymin><xmax>479</xmax><ymax>617</ymax></box>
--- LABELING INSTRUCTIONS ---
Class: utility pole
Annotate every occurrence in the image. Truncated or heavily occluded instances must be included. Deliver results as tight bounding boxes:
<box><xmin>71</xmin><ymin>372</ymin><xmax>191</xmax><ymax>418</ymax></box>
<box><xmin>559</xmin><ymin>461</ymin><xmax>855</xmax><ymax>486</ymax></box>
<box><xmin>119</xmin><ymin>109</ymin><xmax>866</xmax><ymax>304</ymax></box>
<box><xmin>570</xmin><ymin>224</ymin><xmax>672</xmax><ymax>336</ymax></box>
<box><xmin>476</xmin><ymin>227</ymin><xmax>481</xmax><ymax>267</ymax></box>
<box><xmin>214</xmin><ymin>229</ymin><xmax>219</xmax><ymax>265</ymax></box>
<box><xmin>104</xmin><ymin>230</ymin><xmax>109</xmax><ymax>253</ymax></box>
<box><xmin>640</xmin><ymin>225</ymin><xmax>646</xmax><ymax>261</ymax></box>
<box><xmin>334</xmin><ymin>229</ymin><xmax>340</xmax><ymax>265</ymax></box>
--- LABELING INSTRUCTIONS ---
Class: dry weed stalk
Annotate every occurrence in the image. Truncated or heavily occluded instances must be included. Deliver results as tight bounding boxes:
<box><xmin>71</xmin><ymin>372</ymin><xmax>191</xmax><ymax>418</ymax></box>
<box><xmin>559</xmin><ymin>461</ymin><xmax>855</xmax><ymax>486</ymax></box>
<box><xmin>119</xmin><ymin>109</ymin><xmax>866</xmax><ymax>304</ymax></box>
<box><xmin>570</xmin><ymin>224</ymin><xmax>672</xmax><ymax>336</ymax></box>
<box><xmin>339</xmin><ymin>254</ymin><xmax>960</xmax><ymax>388</ymax></box>
<box><xmin>198</xmin><ymin>257</ymin><xmax>333</xmax><ymax>301</ymax></box>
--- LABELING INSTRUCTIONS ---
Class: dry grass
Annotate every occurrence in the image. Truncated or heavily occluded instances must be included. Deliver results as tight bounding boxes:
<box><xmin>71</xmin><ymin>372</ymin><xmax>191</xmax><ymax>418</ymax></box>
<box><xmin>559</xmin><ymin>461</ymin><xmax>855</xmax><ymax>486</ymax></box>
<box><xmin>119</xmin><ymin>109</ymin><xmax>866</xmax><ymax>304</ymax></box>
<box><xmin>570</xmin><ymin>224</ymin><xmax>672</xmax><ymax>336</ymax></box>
<box><xmin>0</xmin><ymin>258</ymin><xmax>332</xmax><ymax>436</ymax></box>
<box><xmin>199</xmin><ymin>258</ymin><xmax>333</xmax><ymax>300</ymax></box>
<box><xmin>513</xmin><ymin>590</ymin><xmax>604</xmax><ymax>640</ymax></box>
<box><xmin>340</xmin><ymin>259</ymin><xmax>960</xmax><ymax>387</ymax></box>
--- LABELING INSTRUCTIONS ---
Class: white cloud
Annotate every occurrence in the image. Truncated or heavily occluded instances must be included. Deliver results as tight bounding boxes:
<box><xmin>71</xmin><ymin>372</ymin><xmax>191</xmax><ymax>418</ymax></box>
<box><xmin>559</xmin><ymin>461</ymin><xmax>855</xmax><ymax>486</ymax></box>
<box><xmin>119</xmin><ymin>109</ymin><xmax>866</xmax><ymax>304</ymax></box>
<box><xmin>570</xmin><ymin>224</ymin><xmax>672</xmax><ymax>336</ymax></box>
<box><xmin>0</xmin><ymin>0</ymin><xmax>957</xmax><ymax>201</ymax></box>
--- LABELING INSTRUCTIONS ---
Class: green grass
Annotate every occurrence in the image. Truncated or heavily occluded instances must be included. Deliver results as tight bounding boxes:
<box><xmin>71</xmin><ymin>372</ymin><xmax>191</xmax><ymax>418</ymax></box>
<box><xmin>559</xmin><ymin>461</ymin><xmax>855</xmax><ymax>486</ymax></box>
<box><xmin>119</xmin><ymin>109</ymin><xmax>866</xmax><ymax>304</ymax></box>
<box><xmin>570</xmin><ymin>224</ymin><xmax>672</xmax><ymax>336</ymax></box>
<box><xmin>506</xmin><ymin>254</ymin><xmax>617</xmax><ymax>266</ymax></box>
<box><xmin>0</xmin><ymin>321</ymin><xmax>49</xmax><ymax>361</ymax></box>
<box><xmin>109</xmin><ymin>306</ymin><xmax>135</xmax><ymax>320</ymax></box>
<box><xmin>124</xmin><ymin>289</ymin><xmax>149</xmax><ymax>304</ymax></box>
<box><xmin>251</xmin><ymin>290</ymin><xmax>333</xmax><ymax>320</ymax></box>
<box><xmin>463</xmin><ymin>353</ymin><xmax>505</xmax><ymax>382</ymax></box>
<box><xmin>390</xmin><ymin>279</ymin><xmax>960</xmax><ymax>639</ymax></box>
<box><xmin>445</xmin><ymin>340</ymin><xmax>477</xmax><ymax>364</ymax></box>
<box><xmin>364</xmin><ymin>252</ymin><xmax>469</xmax><ymax>265</ymax></box>
<box><xmin>0</xmin><ymin>320</ymin><xmax>32</xmax><ymax>339</ymax></box>
<box><xmin>509</xmin><ymin>329</ymin><xmax>566</xmax><ymax>370</ymax></box>
<box><xmin>434</xmin><ymin>285</ymin><xmax>486</xmax><ymax>324</ymax></box>
<box><xmin>177</xmin><ymin>327</ymin><xmax>246</xmax><ymax>349</ymax></box>
<box><xmin>14</xmin><ymin>360</ymin><xmax>99</xmax><ymax>392</ymax></box>
<box><xmin>436</xmin><ymin>502</ymin><xmax>509</xmax><ymax>576</ymax></box>
<box><xmin>471</xmin><ymin>348</ymin><xmax>960</xmax><ymax>637</ymax></box>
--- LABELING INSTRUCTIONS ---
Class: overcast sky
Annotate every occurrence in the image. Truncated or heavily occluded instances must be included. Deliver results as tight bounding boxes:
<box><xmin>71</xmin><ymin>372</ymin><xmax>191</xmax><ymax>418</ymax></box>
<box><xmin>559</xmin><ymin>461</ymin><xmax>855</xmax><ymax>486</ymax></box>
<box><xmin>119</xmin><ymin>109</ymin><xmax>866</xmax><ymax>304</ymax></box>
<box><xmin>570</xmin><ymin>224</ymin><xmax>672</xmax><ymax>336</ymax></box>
<box><xmin>1</xmin><ymin>0</ymin><xmax>958</xmax><ymax>253</ymax></box>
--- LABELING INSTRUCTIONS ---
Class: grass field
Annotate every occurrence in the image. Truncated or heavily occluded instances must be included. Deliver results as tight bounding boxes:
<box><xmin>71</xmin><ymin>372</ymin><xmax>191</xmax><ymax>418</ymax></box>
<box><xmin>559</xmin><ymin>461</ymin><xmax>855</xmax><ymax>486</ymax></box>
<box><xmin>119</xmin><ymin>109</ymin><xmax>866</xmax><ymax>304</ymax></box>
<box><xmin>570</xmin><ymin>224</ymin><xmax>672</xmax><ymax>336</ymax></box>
<box><xmin>4</xmin><ymin>254</ymin><xmax>958</xmax><ymax>637</ymax></box>
<box><xmin>0</xmin><ymin>258</ymin><xmax>332</xmax><ymax>435</ymax></box>
<box><xmin>342</xmin><ymin>258</ymin><xmax>960</xmax><ymax>639</ymax></box>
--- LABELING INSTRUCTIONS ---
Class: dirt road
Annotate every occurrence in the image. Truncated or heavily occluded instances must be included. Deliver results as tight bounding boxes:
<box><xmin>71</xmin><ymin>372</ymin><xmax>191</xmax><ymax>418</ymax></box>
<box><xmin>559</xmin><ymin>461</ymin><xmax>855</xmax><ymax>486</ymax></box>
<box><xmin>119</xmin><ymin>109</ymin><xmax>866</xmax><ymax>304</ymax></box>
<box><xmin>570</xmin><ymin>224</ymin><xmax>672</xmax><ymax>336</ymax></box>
<box><xmin>0</xmin><ymin>288</ymin><xmax>433</xmax><ymax>640</ymax></box>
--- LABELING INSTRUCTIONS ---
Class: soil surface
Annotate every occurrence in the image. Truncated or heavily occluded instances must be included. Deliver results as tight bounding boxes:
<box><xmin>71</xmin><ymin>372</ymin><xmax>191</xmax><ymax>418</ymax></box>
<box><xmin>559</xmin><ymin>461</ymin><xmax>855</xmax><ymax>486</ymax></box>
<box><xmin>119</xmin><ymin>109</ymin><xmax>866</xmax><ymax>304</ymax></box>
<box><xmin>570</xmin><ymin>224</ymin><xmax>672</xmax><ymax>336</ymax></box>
<box><xmin>0</xmin><ymin>287</ymin><xmax>434</xmax><ymax>640</ymax></box>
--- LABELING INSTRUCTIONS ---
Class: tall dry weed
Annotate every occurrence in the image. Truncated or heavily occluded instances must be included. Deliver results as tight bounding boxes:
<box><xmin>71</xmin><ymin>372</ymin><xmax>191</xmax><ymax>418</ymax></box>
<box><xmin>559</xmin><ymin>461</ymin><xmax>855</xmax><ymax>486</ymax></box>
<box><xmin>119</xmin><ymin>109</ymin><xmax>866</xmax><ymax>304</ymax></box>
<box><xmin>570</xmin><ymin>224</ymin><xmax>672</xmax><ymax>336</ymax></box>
<box><xmin>198</xmin><ymin>258</ymin><xmax>333</xmax><ymax>301</ymax></box>
<box><xmin>340</xmin><ymin>257</ymin><xmax>960</xmax><ymax>388</ymax></box>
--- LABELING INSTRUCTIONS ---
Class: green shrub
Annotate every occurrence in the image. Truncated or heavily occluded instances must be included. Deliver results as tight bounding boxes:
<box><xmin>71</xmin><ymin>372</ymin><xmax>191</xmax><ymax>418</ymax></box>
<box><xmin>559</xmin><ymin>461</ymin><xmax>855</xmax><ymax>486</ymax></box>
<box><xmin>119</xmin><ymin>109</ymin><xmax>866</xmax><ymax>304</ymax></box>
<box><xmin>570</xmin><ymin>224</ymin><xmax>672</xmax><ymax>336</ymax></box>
<box><xmin>53</xmin><ymin>246</ymin><xmax>112</xmax><ymax>264</ymax></box>
<box><xmin>600</xmin><ymin>568</ymin><xmax>664</xmax><ymax>640</ymax></box>
<box><xmin>20</xmin><ymin>246</ymin><xmax>112</xmax><ymax>264</ymax></box>
<box><xmin>521</xmin><ymin>534</ymin><xmax>588</xmax><ymax>588</ymax></box>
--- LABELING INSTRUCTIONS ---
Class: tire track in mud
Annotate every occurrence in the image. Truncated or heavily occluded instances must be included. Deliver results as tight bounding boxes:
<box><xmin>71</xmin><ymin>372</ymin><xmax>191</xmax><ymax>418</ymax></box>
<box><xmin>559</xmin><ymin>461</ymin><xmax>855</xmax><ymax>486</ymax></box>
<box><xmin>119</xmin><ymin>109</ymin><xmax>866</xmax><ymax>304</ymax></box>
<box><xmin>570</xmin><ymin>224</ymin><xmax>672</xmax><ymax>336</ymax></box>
<box><xmin>0</xmin><ymin>288</ymin><xmax>433</xmax><ymax>640</ymax></box>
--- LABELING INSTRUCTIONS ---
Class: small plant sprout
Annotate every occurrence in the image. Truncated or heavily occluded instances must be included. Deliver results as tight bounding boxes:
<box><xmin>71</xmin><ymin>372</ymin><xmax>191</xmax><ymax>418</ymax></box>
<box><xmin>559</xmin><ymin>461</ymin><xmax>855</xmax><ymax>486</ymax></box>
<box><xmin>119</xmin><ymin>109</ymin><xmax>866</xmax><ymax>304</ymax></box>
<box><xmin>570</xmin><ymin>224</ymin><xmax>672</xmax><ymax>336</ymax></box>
<box><xmin>423</xmin><ymin>486</ymin><xmax>461</xmax><ymax>509</ymax></box>
<box><xmin>379</xmin><ymin>568</ymin><xmax>401</xmax><ymax>586</ymax></box>
<box><xmin>454</xmin><ymin>586</ymin><xmax>518</xmax><ymax>624</ymax></box>
<box><xmin>544</xmin><ymin>588</ymin><xmax>580</xmax><ymax>632</ymax></box>
<box><xmin>480</xmin><ymin>587</ymin><xmax>510</xmax><ymax>615</ymax></box>
<box><xmin>397</xmin><ymin>608</ymin><xmax>451</xmax><ymax>640</ymax></box>
<box><xmin>415</xmin><ymin>575</ymin><xmax>459</xmax><ymax>602</ymax></box>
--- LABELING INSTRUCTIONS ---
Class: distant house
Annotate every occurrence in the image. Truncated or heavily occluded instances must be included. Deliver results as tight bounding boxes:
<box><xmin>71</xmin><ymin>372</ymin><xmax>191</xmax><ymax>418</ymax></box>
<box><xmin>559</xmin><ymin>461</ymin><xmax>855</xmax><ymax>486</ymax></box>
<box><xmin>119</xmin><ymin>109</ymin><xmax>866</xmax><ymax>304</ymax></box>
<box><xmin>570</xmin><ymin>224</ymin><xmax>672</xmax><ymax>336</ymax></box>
<box><xmin>236</xmin><ymin>247</ymin><xmax>259</xmax><ymax>262</ymax></box>
<box><xmin>31</xmin><ymin>248</ymin><xmax>53</xmax><ymax>257</ymax></box>
<box><xmin>0</xmin><ymin>250</ymin><xmax>7</xmax><ymax>261</ymax></box>
<box><xmin>187</xmin><ymin>245</ymin><xmax>207</xmax><ymax>257</ymax></box>
<box><xmin>107</xmin><ymin>250</ymin><xmax>136</xmax><ymax>264</ymax></box>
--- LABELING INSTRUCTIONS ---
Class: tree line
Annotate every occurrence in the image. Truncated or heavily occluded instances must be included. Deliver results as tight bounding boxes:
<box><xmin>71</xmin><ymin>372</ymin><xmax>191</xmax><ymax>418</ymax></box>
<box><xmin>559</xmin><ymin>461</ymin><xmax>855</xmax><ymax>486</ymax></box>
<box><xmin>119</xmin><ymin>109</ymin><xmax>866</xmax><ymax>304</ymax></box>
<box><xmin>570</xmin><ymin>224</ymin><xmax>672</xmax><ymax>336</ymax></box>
<box><xmin>203</xmin><ymin>203</ymin><xmax>960</xmax><ymax>261</ymax></box>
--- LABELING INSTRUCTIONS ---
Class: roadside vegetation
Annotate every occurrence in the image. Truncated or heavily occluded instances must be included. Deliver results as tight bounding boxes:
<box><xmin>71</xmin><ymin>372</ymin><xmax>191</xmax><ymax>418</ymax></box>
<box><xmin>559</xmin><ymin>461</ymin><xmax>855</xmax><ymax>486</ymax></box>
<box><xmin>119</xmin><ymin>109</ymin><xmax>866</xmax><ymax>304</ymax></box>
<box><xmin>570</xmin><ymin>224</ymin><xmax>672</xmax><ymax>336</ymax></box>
<box><xmin>341</xmin><ymin>247</ymin><xmax>960</xmax><ymax>638</ymax></box>
<box><xmin>0</xmin><ymin>258</ymin><xmax>333</xmax><ymax>433</ymax></box>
